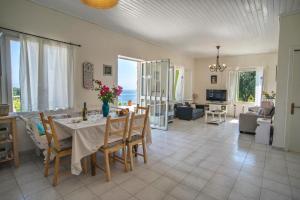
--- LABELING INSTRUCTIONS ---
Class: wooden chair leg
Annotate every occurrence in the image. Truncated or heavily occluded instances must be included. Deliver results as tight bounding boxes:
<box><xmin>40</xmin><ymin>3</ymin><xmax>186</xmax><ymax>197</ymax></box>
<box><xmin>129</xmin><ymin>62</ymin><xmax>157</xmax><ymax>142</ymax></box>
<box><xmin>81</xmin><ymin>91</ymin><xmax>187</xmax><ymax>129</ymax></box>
<box><xmin>44</xmin><ymin>147</ymin><xmax>51</xmax><ymax>177</ymax></box>
<box><xmin>104</xmin><ymin>151</ymin><xmax>111</xmax><ymax>181</ymax></box>
<box><xmin>91</xmin><ymin>153</ymin><xmax>97</xmax><ymax>176</ymax></box>
<box><xmin>134</xmin><ymin>145</ymin><xmax>138</xmax><ymax>157</ymax></box>
<box><xmin>128</xmin><ymin>145</ymin><xmax>134</xmax><ymax>171</ymax></box>
<box><xmin>142</xmin><ymin>140</ymin><xmax>147</xmax><ymax>164</ymax></box>
<box><xmin>53</xmin><ymin>155</ymin><xmax>60</xmax><ymax>186</ymax></box>
<box><xmin>122</xmin><ymin>146</ymin><xmax>128</xmax><ymax>172</ymax></box>
<box><xmin>82</xmin><ymin>157</ymin><xmax>88</xmax><ymax>175</ymax></box>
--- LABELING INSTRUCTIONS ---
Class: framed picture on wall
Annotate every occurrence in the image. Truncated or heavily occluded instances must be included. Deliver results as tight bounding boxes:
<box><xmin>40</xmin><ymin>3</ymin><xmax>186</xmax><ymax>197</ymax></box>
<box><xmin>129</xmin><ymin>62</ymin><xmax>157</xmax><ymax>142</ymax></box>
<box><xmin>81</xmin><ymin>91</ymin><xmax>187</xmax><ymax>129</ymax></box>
<box><xmin>211</xmin><ymin>75</ymin><xmax>217</xmax><ymax>84</ymax></box>
<box><xmin>103</xmin><ymin>64</ymin><xmax>112</xmax><ymax>76</ymax></box>
<box><xmin>83</xmin><ymin>62</ymin><xmax>94</xmax><ymax>89</ymax></box>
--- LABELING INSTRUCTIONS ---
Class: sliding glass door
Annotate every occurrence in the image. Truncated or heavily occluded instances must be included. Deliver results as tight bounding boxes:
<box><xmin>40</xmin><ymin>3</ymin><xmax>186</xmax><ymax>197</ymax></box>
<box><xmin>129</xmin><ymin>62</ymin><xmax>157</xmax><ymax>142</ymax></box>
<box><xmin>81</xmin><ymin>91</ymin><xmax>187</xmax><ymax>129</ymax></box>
<box><xmin>139</xmin><ymin>59</ymin><xmax>172</xmax><ymax>130</ymax></box>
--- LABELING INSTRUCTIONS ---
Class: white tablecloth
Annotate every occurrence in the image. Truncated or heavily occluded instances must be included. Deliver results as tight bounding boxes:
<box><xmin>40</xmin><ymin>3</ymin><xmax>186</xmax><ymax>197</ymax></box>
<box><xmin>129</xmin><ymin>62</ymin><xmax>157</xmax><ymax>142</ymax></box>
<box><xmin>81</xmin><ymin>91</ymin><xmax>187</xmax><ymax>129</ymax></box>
<box><xmin>54</xmin><ymin>114</ymin><xmax>151</xmax><ymax>175</ymax></box>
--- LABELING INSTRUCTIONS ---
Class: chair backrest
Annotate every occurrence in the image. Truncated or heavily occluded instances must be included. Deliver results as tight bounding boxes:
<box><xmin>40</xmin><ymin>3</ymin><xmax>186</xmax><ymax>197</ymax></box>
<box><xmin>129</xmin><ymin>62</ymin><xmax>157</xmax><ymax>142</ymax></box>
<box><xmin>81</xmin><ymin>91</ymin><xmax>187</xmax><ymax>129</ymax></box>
<box><xmin>128</xmin><ymin>106</ymin><xmax>150</xmax><ymax>142</ymax></box>
<box><xmin>261</xmin><ymin>101</ymin><xmax>274</xmax><ymax>109</ymax></box>
<box><xmin>135</xmin><ymin>104</ymin><xmax>150</xmax><ymax>114</ymax></box>
<box><xmin>103</xmin><ymin>114</ymin><xmax>129</xmax><ymax>148</ymax></box>
<box><xmin>39</xmin><ymin>112</ymin><xmax>61</xmax><ymax>151</ymax></box>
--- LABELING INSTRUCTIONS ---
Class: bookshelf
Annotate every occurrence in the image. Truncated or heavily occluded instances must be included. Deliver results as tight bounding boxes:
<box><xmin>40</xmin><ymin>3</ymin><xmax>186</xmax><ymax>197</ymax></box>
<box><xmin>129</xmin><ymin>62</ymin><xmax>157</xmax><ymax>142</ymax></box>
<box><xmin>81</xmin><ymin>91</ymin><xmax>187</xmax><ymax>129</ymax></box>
<box><xmin>0</xmin><ymin>115</ymin><xmax>19</xmax><ymax>167</ymax></box>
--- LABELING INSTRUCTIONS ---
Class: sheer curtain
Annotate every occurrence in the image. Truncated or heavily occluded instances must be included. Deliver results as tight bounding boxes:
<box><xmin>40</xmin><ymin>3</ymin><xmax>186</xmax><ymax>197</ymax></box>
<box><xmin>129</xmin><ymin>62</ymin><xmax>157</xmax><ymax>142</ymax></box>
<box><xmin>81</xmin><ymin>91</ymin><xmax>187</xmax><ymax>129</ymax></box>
<box><xmin>255</xmin><ymin>67</ymin><xmax>264</xmax><ymax>106</ymax></box>
<box><xmin>174</xmin><ymin>67</ymin><xmax>184</xmax><ymax>103</ymax></box>
<box><xmin>227</xmin><ymin>70</ymin><xmax>238</xmax><ymax>104</ymax></box>
<box><xmin>20</xmin><ymin>35</ymin><xmax>74</xmax><ymax>112</ymax></box>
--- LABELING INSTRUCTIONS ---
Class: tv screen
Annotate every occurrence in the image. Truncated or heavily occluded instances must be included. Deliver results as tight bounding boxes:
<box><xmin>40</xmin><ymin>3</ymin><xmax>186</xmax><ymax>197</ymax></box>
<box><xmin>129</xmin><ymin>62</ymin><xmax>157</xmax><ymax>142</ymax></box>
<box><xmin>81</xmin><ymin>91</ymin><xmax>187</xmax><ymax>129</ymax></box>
<box><xmin>206</xmin><ymin>89</ymin><xmax>227</xmax><ymax>102</ymax></box>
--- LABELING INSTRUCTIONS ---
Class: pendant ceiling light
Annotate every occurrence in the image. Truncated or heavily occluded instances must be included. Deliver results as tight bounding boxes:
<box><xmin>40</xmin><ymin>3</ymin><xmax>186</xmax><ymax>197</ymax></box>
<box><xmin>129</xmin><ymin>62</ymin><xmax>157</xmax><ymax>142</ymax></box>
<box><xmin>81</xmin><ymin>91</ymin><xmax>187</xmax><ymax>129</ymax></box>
<box><xmin>209</xmin><ymin>46</ymin><xmax>227</xmax><ymax>72</ymax></box>
<box><xmin>81</xmin><ymin>0</ymin><xmax>119</xmax><ymax>9</ymax></box>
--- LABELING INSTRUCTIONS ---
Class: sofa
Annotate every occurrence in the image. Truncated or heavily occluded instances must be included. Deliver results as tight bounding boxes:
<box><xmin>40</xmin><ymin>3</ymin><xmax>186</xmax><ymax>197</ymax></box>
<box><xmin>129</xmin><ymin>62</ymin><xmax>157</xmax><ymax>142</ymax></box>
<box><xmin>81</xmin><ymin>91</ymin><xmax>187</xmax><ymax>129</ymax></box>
<box><xmin>239</xmin><ymin>101</ymin><xmax>275</xmax><ymax>134</ymax></box>
<box><xmin>175</xmin><ymin>103</ymin><xmax>204</xmax><ymax>120</ymax></box>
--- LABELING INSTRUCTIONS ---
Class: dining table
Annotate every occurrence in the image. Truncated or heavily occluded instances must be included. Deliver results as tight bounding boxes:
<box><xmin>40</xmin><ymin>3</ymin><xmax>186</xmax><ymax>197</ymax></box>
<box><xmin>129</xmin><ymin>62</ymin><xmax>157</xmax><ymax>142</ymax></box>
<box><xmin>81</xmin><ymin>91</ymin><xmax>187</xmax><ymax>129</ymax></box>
<box><xmin>53</xmin><ymin>113</ymin><xmax>152</xmax><ymax>175</ymax></box>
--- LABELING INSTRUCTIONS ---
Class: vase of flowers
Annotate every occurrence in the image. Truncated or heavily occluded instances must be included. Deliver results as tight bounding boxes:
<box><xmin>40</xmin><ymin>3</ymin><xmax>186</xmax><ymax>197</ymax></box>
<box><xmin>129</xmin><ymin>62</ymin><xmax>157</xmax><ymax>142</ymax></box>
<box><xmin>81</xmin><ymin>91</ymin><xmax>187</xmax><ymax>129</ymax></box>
<box><xmin>262</xmin><ymin>91</ymin><xmax>276</xmax><ymax>100</ymax></box>
<box><xmin>94</xmin><ymin>80</ymin><xmax>123</xmax><ymax>117</ymax></box>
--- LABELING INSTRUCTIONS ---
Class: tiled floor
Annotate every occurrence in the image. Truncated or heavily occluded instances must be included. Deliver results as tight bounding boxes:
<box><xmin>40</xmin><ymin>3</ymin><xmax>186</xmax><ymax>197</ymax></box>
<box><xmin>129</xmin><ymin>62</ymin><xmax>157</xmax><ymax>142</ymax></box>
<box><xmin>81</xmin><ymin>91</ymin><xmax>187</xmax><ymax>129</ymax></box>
<box><xmin>1</xmin><ymin>118</ymin><xmax>300</xmax><ymax>200</ymax></box>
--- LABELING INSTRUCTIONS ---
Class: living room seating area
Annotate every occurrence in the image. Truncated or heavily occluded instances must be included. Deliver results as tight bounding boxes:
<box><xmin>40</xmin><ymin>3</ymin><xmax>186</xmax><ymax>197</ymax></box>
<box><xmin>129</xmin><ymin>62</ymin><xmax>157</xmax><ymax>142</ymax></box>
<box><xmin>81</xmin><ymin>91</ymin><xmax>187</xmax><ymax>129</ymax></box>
<box><xmin>239</xmin><ymin>101</ymin><xmax>275</xmax><ymax>134</ymax></box>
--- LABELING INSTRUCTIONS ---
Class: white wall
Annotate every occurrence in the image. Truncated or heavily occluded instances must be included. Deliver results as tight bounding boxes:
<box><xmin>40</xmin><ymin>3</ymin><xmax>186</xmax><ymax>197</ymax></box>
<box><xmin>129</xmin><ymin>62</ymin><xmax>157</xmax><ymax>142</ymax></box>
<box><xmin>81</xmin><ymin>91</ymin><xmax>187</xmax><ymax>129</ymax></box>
<box><xmin>273</xmin><ymin>12</ymin><xmax>300</xmax><ymax>149</ymax></box>
<box><xmin>193</xmin><ymin>52</ymin><xmax>277</xmax><ymax>116</ymax></box>
<box><xmin>0</xmin><ymin>0</ymin><xmax>195</xmax><ymax>151</ymax></box>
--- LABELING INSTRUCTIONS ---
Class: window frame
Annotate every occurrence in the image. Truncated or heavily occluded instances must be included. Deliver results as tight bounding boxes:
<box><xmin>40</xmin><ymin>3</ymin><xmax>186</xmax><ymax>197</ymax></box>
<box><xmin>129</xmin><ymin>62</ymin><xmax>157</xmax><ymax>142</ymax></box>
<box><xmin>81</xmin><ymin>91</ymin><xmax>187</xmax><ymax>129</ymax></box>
<box><xmin>236</xmin><ymin>69</ymin><xmax>257</xmax><ymax>103</ymax></box>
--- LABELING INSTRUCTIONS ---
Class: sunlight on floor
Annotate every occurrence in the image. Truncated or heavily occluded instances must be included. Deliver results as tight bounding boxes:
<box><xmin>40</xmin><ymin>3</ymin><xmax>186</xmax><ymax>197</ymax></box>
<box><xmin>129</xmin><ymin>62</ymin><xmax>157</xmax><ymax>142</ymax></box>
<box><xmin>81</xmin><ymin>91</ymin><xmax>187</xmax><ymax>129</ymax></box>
<box><xmin>229</xmin><ymin>119</ymin><xmax>239</xmax><ymax>124</ymax></box>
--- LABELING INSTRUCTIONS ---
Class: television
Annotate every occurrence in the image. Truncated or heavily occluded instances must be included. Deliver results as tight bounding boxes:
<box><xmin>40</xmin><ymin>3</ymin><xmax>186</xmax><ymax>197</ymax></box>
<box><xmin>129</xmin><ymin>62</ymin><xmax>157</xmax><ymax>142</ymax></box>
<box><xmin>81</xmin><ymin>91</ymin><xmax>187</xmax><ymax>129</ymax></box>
<box><xmin>206</xmin><ymin>89</ymin><xmax>227</xmax><ymax>102</ymax></box>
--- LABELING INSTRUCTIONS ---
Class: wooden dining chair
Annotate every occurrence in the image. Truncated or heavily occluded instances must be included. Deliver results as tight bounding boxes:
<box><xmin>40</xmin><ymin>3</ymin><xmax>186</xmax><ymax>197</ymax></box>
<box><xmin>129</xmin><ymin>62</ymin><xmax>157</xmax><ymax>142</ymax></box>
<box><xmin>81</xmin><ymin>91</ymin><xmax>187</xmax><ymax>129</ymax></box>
<box><xmin>39</xmin><ymin>112</ymin><xmax>72</xmax><ymax>186</ymax></box>
<box><xmin>135</xmin><ymin>104</ymin><xmax>150</xmax><ymax>114</ymax></box>
<box><xmin>91</xmin><ymin>114</ymin><xmax>129</xmax><ymax>181</ymax></box>
<box><xmin>127</xmin><ymin>106</ymin><xmax>150</xmax><ymax>170</ymax></box>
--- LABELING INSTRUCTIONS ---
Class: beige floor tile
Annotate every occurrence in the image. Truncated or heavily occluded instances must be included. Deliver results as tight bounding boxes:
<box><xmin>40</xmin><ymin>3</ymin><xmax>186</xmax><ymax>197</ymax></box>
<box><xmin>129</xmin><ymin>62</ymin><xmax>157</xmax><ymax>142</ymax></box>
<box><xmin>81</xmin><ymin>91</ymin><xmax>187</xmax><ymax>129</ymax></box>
<box><xmin>169</xmin><ymin>183</ymin><xmax>199</xmax><ymax>200</ymax></box>
<box><xmin>64</xmin><ymin>187</ymin><xmax>99</xmax><ymax>200</ymax></box>
<box><xmin>134</xmin><ymin>168</ymin><xmax>161</xmax><ymax>183</ymax></box>
<box><xmin>55</xmin><ymin>177</ymin><xmax>84</xmax><ymax>196</ymax></box>
<box><xmin>152</xmin><ymin>176</ymin><xmax>178</xmax><ymax>193</ymax></box>
<box><xmin>86</xmin><ymin>178</ymin><xmax>117</xmax><ymax>196</ymax></box>
<box><xmin>0</xmin><ymin>187</ymin><xmax>24</xmax><ymax>200</ymax></box>
<box><xmin>19</xmin><ymin>177</ymin><xmax>51</xmax><ymax>197</ymax></box>
<box><xmin>181</xmin><ymin>174</ymin><xmax>208</xmax><ymax>191</ymax></box>
<box><xmin>195</xmin><ymin>192</ymin><xmax>219</xmax><ymax>200</ymax></box>
<box><xmin>120</xmin><ymin>177</ymin><xmax>147</xmax><ymax>195</ymax></box>
<box><xmin>262</xmin><ymin>178</ymin><xmax>292</xmax><ymax>197</ymax></box>
<box><xmin>209</xmin><ymin>173</ymin><xmax>236</xmax><ymax>189</ymax></box>
<box><xmin>260</xmin><ymin>188</ymin><xmax>291</xmax><ymax>200</ymax></box>
<box><xmin>202</xmin><ymin>182</ymin><xmax>232</xmax><ymax>200</ymax></box>
<box><xmin>100</xmin><ymin>186</ymin><xmax>132</xmax><ymax>200</ymax></box>
<box><xmin>135</xmin><ymin>185</ymin><xmax>166</xmax><ymax>200</ymax></box>
<box><xmin>232</xmin><ymin>181</ymin><xmax>260</xmax><ymax>200</ymax></box>
<box><xmin>26</xmin><ymin>187</ymin><xmax>62</xmax><ymax>200</ymax></box>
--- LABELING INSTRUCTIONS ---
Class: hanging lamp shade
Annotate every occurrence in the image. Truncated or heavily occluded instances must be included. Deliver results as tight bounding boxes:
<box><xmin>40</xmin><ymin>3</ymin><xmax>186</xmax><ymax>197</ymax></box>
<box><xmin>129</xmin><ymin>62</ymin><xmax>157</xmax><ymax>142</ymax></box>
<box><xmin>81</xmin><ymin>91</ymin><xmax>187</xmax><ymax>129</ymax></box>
<box><xmin>81</xmin><ymin>0</ymin><xmax>119</xmax><ymax>9</ymax></box>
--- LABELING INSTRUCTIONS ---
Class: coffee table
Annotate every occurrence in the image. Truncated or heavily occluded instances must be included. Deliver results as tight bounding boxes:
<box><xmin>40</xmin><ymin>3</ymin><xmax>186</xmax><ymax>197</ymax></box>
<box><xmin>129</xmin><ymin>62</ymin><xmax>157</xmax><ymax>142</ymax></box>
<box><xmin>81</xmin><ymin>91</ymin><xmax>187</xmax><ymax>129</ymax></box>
<box><xmin>205</xmin><ymin>110</ymin><xmax>226</xmax><ymax>125</ymax></box>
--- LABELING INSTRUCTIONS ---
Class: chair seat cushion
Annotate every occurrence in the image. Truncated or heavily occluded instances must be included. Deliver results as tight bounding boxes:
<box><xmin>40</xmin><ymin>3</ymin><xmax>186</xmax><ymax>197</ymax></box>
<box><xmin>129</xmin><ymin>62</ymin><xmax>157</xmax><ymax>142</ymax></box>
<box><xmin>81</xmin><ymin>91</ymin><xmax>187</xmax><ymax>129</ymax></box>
<box><xmin>127</xmin><ymin>134</ymin><xmax>142</xmax><ymax>142</ymax></box>
<box><xmin>100</xmin><ymin>139</ymin><xmax>124</xmax><ymax>149</ymax></box>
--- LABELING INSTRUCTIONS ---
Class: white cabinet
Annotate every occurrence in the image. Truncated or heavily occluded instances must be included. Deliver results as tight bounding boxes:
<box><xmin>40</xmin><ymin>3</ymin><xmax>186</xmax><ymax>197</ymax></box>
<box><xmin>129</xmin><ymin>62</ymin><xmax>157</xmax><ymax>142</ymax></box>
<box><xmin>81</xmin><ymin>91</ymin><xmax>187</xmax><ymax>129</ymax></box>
<box><xmin>255</xmin><ymin>118</ymin><xmax>271</xmax><ymax>145</ymax></box>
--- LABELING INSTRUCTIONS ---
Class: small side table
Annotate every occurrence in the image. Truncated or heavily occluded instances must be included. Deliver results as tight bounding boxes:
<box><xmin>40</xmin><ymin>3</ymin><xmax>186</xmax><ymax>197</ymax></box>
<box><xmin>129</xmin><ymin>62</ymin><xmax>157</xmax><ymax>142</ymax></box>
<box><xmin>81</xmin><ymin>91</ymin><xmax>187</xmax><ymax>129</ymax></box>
<box><xmin>205</xmin><ymin>110</ymin><xmax>227</xmax><ymax>125</ymax></box>
<box><xmin>255</xmin><ymin>118</ymin><xmax>271</xmax><ymax>145</ymax></box>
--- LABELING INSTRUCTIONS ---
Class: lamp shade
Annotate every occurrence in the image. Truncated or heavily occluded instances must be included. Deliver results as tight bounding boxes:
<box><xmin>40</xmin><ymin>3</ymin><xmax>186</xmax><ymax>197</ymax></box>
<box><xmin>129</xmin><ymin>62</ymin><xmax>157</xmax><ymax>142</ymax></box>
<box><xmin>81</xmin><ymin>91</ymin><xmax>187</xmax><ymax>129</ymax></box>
<box><xmin>81</xmin><ymin>0</ymin><xmax>119</xmax><ymax>9</ymax></box>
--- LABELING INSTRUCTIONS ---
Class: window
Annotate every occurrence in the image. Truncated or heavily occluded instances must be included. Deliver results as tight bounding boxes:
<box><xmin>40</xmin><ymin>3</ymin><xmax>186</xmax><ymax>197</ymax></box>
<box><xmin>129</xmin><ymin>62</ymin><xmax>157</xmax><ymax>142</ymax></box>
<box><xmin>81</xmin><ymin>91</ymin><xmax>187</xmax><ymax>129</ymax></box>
<box><xmin>1</xmin><ymin>34</ymin><xmax>74</xmax><ymax>112</ymax></box>
<box><xmin>10</xmin><ymin>40</ymin><xmax>21</xmax><ymax>112</ymax></box>
<box><xmin>237</xmin><ymin>71</ymin><xmax>256</xmax><ymax>102</ymax></box>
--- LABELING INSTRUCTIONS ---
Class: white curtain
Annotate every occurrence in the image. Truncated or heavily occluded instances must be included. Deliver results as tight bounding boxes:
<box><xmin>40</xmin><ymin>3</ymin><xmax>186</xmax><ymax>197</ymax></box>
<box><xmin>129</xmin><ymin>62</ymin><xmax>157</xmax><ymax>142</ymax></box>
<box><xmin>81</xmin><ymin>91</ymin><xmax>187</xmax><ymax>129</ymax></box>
<box><xmin>255</xmin><ymin>67</ymin><xmax>264</xmax><ymax>106</ymax></box>
<box><xmin>227</xmin><ymin>70</ymin><xmax>238</xmax><ymax>104</ymax></box>
<box><xmin>0</xmin><ymin>32</ymin><xmax>10</xmax><ymax>105</ymax></box>
<box><xmin>20</xmin><ymin>35</ymin><xmax>74</xmax><ymax>112</ymax></box>
<box><xmin>175</xmin><ymin>67</ymin><xmax>184</xmax><ymax>102</ymax></box>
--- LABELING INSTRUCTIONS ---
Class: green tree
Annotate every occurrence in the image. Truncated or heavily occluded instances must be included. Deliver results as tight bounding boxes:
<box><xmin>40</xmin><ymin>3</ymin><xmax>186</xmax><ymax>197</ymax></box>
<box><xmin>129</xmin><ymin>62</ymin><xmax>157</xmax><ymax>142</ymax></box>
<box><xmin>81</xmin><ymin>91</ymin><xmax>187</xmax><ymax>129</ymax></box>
<box><xmin>238</xmin><ymin>71</ymin><xmax>256</xmax><ymax>102</ymax></box>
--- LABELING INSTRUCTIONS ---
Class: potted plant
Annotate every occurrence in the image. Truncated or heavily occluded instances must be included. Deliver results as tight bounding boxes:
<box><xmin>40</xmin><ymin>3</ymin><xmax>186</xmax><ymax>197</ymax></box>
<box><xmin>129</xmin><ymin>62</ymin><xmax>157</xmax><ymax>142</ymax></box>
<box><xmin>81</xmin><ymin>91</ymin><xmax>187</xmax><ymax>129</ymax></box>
<box><xmin>93</xmin><ymin>80</ymin><xmax>123</xmax><ymax>117</ymax></box>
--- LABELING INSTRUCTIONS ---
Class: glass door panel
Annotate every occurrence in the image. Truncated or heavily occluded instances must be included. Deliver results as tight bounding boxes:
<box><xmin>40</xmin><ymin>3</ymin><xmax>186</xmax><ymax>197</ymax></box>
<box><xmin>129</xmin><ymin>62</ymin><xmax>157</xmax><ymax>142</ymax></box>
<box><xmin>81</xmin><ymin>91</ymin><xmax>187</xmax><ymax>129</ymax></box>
<box><xmin>139</xmin><ymin>59</ymin><xmax>170</xmax><ymax>130</ymax></box>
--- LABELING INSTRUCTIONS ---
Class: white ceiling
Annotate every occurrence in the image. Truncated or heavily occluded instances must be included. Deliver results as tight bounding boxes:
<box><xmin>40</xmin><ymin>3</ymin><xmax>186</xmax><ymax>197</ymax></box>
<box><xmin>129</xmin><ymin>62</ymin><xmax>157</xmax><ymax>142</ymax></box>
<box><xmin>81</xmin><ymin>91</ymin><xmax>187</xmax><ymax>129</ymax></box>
<box><xmin>30</xmin><ymin>0</ymin><xmax>300</xmax><ymax>58</ymax></box>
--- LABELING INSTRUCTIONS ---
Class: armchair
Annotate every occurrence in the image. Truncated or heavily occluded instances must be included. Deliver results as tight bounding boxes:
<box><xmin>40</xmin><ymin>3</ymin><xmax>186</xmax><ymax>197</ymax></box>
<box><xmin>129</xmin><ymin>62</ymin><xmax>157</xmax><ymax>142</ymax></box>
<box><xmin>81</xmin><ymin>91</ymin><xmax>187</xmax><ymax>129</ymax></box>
<box><xmin>239</xmin><ymin>101</ymin><xmax>275</xmax><ymax>134</ymax></box>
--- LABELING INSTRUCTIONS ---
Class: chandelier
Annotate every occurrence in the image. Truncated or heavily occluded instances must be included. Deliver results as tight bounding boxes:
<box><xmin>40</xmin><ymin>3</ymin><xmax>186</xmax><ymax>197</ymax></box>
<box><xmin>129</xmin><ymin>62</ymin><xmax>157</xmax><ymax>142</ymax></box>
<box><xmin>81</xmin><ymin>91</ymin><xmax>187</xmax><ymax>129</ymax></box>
<box><xmin>209</xmin><ymin>46</ymin><xmax>227</xmax><ymax>72</ymax></box>
<box><xmin>81</xmin><ymin>0</ymin><xmax>119</xmax><ymax>9</ymax></box>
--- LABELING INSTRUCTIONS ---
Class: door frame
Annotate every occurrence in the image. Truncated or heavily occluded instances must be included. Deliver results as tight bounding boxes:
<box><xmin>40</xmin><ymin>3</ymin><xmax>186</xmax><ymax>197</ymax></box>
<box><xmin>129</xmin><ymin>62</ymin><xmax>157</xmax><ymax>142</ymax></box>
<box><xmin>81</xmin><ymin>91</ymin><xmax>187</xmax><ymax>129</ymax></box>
<box><xmin>285</xmin><ymin>45</ymin><xmax>300</xmax><ymax>151</ymax></box>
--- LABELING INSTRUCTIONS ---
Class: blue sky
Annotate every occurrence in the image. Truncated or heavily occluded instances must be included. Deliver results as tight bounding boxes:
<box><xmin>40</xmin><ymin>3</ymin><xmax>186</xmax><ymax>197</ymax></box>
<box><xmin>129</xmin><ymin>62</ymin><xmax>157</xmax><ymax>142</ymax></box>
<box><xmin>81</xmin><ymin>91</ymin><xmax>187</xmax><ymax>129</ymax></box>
<box><xmin>118</xmin><ymin>58</ymin><xmax>137</xmax><ymax>90</ymax></box>
<box><xmin>10</xmin><ymin>40</ymin><xmax>20</xmax><ymax>88</ymax></box>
